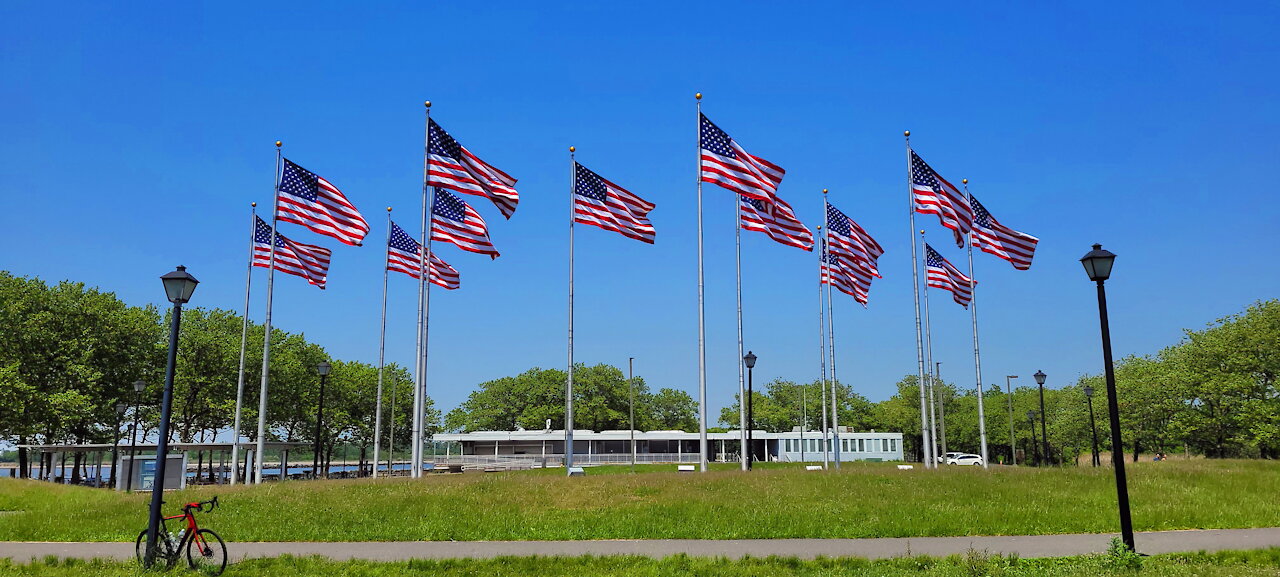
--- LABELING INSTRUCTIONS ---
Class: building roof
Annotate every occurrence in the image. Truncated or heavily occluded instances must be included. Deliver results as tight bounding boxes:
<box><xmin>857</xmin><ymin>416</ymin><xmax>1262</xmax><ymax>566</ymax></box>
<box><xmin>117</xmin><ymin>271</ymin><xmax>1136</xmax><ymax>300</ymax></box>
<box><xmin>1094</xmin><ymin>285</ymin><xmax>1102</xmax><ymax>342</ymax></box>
<box><xmin>434</xmin><ymin>429</ymin><xmax>902</xmax><ymax>442</ymax></box>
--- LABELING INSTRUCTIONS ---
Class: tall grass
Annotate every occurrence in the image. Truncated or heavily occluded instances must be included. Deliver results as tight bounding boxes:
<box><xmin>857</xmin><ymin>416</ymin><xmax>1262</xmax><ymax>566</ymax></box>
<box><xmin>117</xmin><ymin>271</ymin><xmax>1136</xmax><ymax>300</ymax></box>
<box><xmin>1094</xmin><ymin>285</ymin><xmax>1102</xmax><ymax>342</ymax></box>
<box><xmin>0</xmin><ymin>459</ymin><xmax>1277</xmax><ymax>542</ymax></box>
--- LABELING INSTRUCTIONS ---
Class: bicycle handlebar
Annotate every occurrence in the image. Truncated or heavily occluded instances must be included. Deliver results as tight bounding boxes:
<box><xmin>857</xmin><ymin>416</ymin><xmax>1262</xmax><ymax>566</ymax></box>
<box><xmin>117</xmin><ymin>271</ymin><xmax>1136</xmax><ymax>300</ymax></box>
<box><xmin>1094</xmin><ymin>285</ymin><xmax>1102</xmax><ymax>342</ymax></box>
<box><xmin>183</xmin><ymin>497</ymin><xmax>219</xmax><ymax>514</ymax></box>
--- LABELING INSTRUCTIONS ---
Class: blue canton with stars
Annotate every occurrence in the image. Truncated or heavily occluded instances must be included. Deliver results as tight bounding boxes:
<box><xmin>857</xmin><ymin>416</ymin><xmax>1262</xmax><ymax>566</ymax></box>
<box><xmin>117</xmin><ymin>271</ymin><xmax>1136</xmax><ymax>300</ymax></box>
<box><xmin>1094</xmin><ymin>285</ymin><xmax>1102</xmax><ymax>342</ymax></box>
<box><xmin>910</xmin><ymin>151</ymin><xmax>943</xmax><ymax>191</ymax></box>
<box><xmin>825</xmin><ymin>202</ymin><xmax>852</xmax><ymax>236</ymax></box>
<box><xmin>389</xmin><ymin>221</ymin><xmax>421</xmax><ymax>253</ymax></box>
<box><xmin>573</xmin><ymin>163</ymin><xmax>608</xmax><ymax>201</ymax></box>
<box><xmin>278</xmin><ymin>159</ymin><xmax>320</xmax><ymax>201</ymax></box>
<box><xmin>432</xmin><ymin>188</ymin><xmax>467</xmax><ymax>221</ymax></box>
<box><xmin>925</xmin><ymin>244</ymin><xmax>947</xmax><ymax>268</ymax></box>
<box><xmin>254</xmin><ymin>217</ymin><xmax>285</xmax><ymax>248</ymax></box>
<box><xmin>970</xmin><ymin>194</ymin><xmax>992</xmax><ymax>228</ymax></box>
<box><xmin>428</xmin><ymin>119</ymin><xmax>464</xmax><ymax>160</ymax></box>
<box><xmin>740</xmin><ymin>195</ymin><xmax>767</xmax><ymax>211</ymax></box>
<box><xmin>699</xmin><ymin>114</ymin><xmax>735</xmax><ymax>158</ymax></box>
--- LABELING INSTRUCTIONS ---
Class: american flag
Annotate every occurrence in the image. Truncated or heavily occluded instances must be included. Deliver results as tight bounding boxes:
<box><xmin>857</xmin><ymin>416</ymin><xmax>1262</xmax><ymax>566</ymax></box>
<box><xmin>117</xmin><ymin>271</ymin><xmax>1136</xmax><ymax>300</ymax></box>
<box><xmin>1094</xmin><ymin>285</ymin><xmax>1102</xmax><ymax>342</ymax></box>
<box><xmin>925</xmin><ymin>243</ymin><xmax>975</xmax><ymax>308</ymax></box>
<box><xmin>911</xmin><ymin>150</ymin><xmax>971</xmax><ymax>245</ymax></box>
<box><xmin>573</xmin><ymin>162</ymin><xmax>656</xmax><ymax>244</ymax></box>
<box><xmin>970</xmin><ymin>194</ymin><xmax>1039</xmax><ymax>271</ymax></box>
<box><xmin>386</xmin><ymin>220</ymin><xmax>460</xmax><ymax>290</ymax></box>
<box><xmin>427</xmin><ymin>118</ymin><xmax>520</xmax><ymax>219</ymax></box>
<box><xmin>740</xmin><ymin>194</ymin><xmax>812</xmax><ymax>251</ymax></box>
<box><xmin>252</xmin><ymin>216</ymin><xmax>332</xmax><ymax>289</ymax></box>
<box><xmin>700</xmin><ymin>113</ymin><xmax>784</xmax><ymax>201</ymax></box>
<box><xmin>430</xmin><ymin>188</ymin><xmax>500</xmax><ymax>259</ymax></box>
<box><xmin>276</xmin><ymin>158</ymin><xmax>370</xmax><ymax>246</ymax></box>
<box><xmin>821</xmin><ymin>244</ymin><xmax>873</xmax><ymax>306</ymax></box>
<box><xmin>825</xmin><ymin>201</ymin><xmax>884</xmax><ymax>277</ymax></box>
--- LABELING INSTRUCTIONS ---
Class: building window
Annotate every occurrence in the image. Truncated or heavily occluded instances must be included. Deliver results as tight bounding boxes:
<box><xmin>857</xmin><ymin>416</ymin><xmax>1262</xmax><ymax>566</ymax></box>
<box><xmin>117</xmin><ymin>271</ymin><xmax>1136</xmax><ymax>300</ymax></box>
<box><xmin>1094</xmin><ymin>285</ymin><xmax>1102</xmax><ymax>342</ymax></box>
<box><xmin>890</xmin><ymin>439</ymin><xmax>898</xmax><ymax>452</ymax></box>
<box><xmin>857</xmin><ymin>439</ymin><xmax>864</xmax><ymax>452</ymax></box>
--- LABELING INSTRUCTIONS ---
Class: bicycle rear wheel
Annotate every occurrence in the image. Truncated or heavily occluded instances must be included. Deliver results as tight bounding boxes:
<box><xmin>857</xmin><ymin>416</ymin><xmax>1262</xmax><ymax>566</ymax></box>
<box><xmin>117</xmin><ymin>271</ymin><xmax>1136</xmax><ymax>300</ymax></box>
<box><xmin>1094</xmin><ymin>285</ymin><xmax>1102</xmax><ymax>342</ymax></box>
<box><xmin>134</xmin><ymin>529</ymin><xmax>179</xmax><ymax>569</ymax></box>
<box><xmin>185</xmin><ymin>528</ymin><xmax>228</xmax><ymax>576</ymax></box>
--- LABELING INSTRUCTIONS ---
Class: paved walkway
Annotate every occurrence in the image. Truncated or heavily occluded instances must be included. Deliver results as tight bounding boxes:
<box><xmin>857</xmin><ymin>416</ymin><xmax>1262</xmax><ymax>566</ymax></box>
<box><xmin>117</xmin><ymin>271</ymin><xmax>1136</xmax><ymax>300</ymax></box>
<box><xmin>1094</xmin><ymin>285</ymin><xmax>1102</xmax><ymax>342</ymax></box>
<box><xmin>3</xmin><ymin>528</ymin><xmax>1279</xmax><ymax>562</ymax></box>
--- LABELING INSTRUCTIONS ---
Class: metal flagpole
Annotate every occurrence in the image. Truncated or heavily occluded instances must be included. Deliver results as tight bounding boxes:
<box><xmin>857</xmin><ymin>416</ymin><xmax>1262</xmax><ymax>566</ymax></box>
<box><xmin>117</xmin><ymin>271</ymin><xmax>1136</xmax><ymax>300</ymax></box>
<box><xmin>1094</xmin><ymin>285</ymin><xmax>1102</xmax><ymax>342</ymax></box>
<box><xmin>373</xmin><ymin>208</ymin><xmax>392</xmax><ymax>478</ymax></box>
<box><xmin>922</xmin><ymin>229</ymin><xmax>940</xmax><ymax>466</ymax></box>
<box><xmin>253</xmin><ymin>142</ymin><xmax>283</xmax><ymax>484</ymax></box>
<box><xmin>817</xmin><ymin>234</ymin><xmax>830</xmax><ymax>469</ymax></box>
<box><xmin>230</xmin><ymin>202</ymin><xmax>256</xmax><ymax>485</ymax></box>
<box><xmin>963</xmin><ymin>179</ymin><xmax>990</xmax><ymax>469</ymax></box>
<box><xmin>906</xmin><ymin>132</ymin><xmax>933</xmax><ymax>469</ymax></box>
<box><xmin>413</xmin><ymin>101</ymin><xmax>434</xmax><ymax>479</ymax></box>
<box><xmin>566</xmin><ymin>146</ymin><xmax>576</xmax><ymax>474</ymax></box>
<box><xmin>936</xmin><ymin>361</ymin><xmax>948</xmax><ymax>458</ymax></box>
<box><xmin>735</xmin><ymin>169</ymin><xmax>747</xmax><ymax>472</ymax></box>
<box><xmin>387</xmin><ymin>354</ymin><xmax>397</xmax><ymax>474</ymax></box>
<box><xmin>695</xmin><ymin>93</ymin><xmax>708</xmax><ymax>472</ymax></box>
<box><xmin>824</xmin><ymin>191</ymin><xmax>840</xmax><ymax>469</ymax></box>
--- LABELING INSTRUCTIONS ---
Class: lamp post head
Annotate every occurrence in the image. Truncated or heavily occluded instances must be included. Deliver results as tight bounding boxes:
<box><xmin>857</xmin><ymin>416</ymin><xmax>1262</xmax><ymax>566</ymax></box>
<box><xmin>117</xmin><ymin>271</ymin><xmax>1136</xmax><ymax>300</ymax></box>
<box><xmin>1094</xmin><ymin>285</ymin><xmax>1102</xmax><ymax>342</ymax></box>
<box><xmin>1033</xmin><ymin>370</ymin><xmax>1047</xmax><ymax>385</ymax></box>
<box><xmin>133</xmin><ymin>380</ymin><xmax>146</xmax><ymax>394</ymax></box>
<box><xmin>743</xmin><ymin>351</ymin><xmax>757</xmax><ymax>369</ymax></box>
<box><xmin>1083</xmin><ymin>385</ymin><xmax>1095</xmax><ymax>398</ymax></box>
<box><xmin>160</xmin><ymin>265</ymin><xmax>199</xmax><ymax>304</ymax></box>
<box><xmin>1027</xmin><ymin>410</ymin><xmax>1037</xmax><ymax>420</ymax></box>
<box><xmin>1008</xmin><ymin>375</ymin><xmax>1019</xmax><ymax>380</ymax></box>
<box><xmin>1080</xmin><ymin>243</ymin><xmax>1116</xmax><ymax>282</ymax></box>
<box><xmin>316</xmin><ymin>361</ymin><xmax>332</xmax><ymax>377</ymax></box>
<box><xmin>116</xmin><ymin>402</ymin><xmax>128</xmax><ymax>415</ymax></box>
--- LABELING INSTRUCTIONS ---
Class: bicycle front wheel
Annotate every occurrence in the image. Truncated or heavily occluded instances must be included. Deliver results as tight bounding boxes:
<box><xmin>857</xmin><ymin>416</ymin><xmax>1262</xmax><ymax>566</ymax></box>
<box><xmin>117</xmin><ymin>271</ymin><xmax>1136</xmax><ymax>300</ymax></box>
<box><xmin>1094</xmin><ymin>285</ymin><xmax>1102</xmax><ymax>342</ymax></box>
<box><xmin>185</xmin><ymin>528</ymin><xmax>228</xmax><ymax>576</ymax></box>
<box><xmin>134</xmin><ymin>529</ymin><xmax>179</xmax><ymax>570</ymax></box>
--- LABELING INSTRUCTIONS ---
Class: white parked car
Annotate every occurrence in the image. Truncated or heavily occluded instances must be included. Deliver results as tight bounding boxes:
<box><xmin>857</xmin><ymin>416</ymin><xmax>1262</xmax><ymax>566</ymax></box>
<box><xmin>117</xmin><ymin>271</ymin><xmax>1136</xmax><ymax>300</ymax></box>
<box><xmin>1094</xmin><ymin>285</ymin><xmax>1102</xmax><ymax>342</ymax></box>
<box><xmin>946</xmin><ymin>453</ymin><xmax>984</xmax><ymax>466</ymax></box>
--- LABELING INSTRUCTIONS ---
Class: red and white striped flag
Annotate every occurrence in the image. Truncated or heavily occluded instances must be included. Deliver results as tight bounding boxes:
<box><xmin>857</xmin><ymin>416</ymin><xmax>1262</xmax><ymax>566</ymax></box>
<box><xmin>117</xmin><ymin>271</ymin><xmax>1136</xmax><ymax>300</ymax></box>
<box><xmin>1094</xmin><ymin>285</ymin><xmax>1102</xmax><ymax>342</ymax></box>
<box><xmin>430</xmin><ymin>188</ymin><xmax>500</xmax><ymax>259</ymax></box>
<box><xmin>276</xmin><ymin>158</ymin><xmax>370</xmax><ymax>246</ymax></box>
<box><xmin>740</xmin><ymin>195</ymin><xmax>812</xmax><ymax>251</ymax></box>
<box><xmin>825</xmin><ymin>201</ymin><xmax>884</xmax><ymax>277</ymax></box>
<box><xmin>387</xmin><ymin>220</ymin><xmax>460</xmax><ymax>290</ymax></box>
<box><xmin>970</xmin><ymin>194</ymin><xmax>1039</xmax><ymax>271</ymax></box>
<box><xmin>252</xmin><ymin>217</ymin><xmax>332</xmax><ymax>289</ymax></box>
<box><xmin>573</xmin><ymin>162</ymin><xmax>656</xmax><ymax>244</ymax></box>
<box><xmin>700</xmin><ymin>113</ymin><xmax>784</xmax><ymax>201</ymax></box>
<box><xmin>925</xmin><ymin>243</ymin><xmax>975</xmax><ymax>308</ymax></box>
<box><xmin>821</xmin><ymin>247</ymin><xmax>874</xmax><ymax>306</ymax></box>
<box><xmin>911</xmin><ymin>150</ymin><xmax>971</xmax><ymax>246</ymax></box>
<box><xmin>428</xmin><ymin>119</ymin><xmax>520</xmax><ymax>219</ymax></box>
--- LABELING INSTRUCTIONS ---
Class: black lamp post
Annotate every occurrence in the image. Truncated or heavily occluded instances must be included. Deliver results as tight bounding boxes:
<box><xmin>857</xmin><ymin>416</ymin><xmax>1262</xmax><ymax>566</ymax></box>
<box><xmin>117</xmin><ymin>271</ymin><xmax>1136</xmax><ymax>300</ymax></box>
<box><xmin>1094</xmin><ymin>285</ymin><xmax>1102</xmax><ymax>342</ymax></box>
<box><xmin>1081</xmin><ymin>243</ymin><xmax>1135</xmax><ymax>552</ymax></box>
<box><xmin>145</xmin><ymin>266</ymin><xmax>198</xmax><ymax>567</ymax></box>
<box><xmin>313</xmin><ymin>361</ymin><xmax>332</xmax><ymax>479</ymax></box>
<box><xmin>1026</xmin><ymin>410</ymin><xmax>1039</xmax><ymax>465</ymax></box>
<box><xmin>1033</xmin><ymin>370</ymin><xmax>1051</xmax><ymax>465</ymax></box>
<box><xmin>1084</xmin><ymin>385</ymin><xmax>1100</xmax><ymax>467</ymax></box>
<box><xmin>743</xmin><ymin>351</ymin><xmax>757</xmax><ymax>471</ymax></box>
<box><xmin>126</xmin><ymin>380</ymin><xmax>145</xmax><ymax>492</ymax></box>
<box><xmin>109</xmin><ymin>403</ymin><xmax>126</xmax><ymax>488</ymax></box>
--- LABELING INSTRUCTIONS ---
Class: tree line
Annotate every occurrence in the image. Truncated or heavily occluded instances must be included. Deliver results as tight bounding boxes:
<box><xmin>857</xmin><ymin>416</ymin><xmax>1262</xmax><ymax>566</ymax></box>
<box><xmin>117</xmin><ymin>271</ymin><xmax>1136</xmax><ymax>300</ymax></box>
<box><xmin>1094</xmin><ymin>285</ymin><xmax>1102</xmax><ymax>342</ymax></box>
<box><xmin>0</xmin><ymin>272</ymin><xmax>437</xmax><ymax>478</ymax></box>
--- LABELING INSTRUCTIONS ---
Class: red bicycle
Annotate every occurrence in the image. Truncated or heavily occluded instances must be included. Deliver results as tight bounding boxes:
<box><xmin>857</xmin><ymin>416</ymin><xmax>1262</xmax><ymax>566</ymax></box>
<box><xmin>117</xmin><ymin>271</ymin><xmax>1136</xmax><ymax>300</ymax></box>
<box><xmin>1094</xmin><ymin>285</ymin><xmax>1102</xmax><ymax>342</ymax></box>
<box><xmin>135</xmin><ymin>496</ymin><xmax>227</xmax><ymax>575</ymax></box>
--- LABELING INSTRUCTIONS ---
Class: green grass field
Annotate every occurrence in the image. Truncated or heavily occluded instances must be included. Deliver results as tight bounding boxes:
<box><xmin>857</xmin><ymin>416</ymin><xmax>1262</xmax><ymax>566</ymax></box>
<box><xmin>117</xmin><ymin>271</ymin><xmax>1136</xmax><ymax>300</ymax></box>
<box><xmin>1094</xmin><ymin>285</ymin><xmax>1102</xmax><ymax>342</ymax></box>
<box><xmin>6</xmin><ymin>549</ymin><xmax>1280</xmax><ymax>577</ymax></box>
<box><xmin>0</xmin><ymin>460</ymin><xmax>1277</xmax><ymax>542</ymax></box>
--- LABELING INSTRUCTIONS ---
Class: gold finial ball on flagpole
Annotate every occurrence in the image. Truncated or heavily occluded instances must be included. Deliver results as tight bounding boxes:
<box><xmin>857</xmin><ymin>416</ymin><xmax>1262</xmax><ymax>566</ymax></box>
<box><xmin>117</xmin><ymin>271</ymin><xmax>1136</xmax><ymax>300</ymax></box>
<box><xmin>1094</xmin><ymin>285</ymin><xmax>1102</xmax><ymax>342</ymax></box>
<box><xmin>251</xmin><ymin>202</ymin><xmax>257</xmax><ymax>207</ymax></box>
<box><xmin>823</xmin><ymin>188</ymin><xmax>828</xmax><ymax>194</ymax></box>
<box><xmin>387</xmin><ymin>206</ymin><xmax>393</xmax><ymax>212</ymax></box>
<box><xmin>962</xmin><ymin>178</ymin><xmax>968</xmax><ymax>184</ymax></box>
<box><xmin>569</xmin><ymin>146</ymin><xmax>575</xmax><ymax>153</ymax></box>
<box><xmin>424</xmin><ymin>100</ymin><xmax>432</xmax><ymax>108</ymax></box>
<box><xmin>695</xmin><ymin>92</ymin><xmax>702</xmax><ymax>100</ymax></box>
<box><xmin>275</xmin><ymin>140</ymin><xmax>282</xmax><ymax>147</ymax></box>
<box><xmin>817</xmin><ymin>225</ymin><xmax>822</xmax><ymax>230</ymax></box>
<box><xmin>920</xmin><ymin>229</ymin><xmax>926</xmax><ymax>235</ymax></box>
<box><xmin>904</xmin><ymin>130</ymin><xmax>910</xmax><ymax>137</ymax></box>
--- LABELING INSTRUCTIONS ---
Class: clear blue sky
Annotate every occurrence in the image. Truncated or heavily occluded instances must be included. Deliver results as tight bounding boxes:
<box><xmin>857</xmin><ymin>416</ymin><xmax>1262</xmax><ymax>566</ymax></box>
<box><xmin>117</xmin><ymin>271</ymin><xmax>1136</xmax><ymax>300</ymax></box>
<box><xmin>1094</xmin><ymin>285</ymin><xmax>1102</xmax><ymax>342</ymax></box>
<box><xmin>2</xmin><ymin>2</ymin><xmax>1277</xmax><ymax>421</ymax></box>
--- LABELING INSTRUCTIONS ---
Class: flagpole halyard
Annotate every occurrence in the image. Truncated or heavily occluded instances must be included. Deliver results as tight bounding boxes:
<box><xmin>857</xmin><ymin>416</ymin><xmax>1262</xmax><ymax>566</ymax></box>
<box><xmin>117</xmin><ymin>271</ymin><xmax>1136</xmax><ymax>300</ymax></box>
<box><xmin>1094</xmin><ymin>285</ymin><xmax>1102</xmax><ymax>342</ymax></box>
<box><xmin>254</xmin><ymin>141</ymin><xmax>283</xmax><ymax>484</ymax></box>
<box><xmin>566</xmin><ymin>146</ymin><xmax>576</xmax><ymax>475</ymax></box>
<box><xmin>230</xmin><ymin>202</ymin><xmax>256</xmax><ymax>485</ymax></box>
<box><xmin>906</xmin><ymin>132</ymin><xmax>934</xmax><ymax>469</ymax></box>
<box><xmin>696</xmin><ymin>93</ymin><xmax>708</xmax><ymax>472</ymax></box>
<box><xmin>921</xmin><ymin>230</ymin><xmax>940</xmax><ymax>466</ymax></box>
<box><xmin>963</xmin><ymin>179</ymin><xmax>991</xmax><ymax>469</ymax></box>
<box><xmin>824</xmin><ymin>189</ymin><xmax>840</xmax><ymax>469</ymax></box>
<box><xmin>413</xmin><ymin>101</ymin><xmax>433</xmax><ymax>478</ymax></box>
<box><xmin>735</xmin><ymin>165</ymin><xmax>747</xmax><ymax>471</ymax></box>
<box><xmin>817</xmin><ymin>227</ymin><xmax>829</xmax><ymax>469</ymax></box>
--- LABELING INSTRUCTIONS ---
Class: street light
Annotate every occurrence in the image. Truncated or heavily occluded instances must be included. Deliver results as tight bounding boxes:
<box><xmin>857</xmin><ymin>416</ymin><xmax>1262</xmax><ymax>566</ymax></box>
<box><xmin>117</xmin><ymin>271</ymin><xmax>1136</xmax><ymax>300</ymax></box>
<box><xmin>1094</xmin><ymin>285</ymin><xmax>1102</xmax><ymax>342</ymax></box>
<box><xmin>313</xmin><ymin>361</ymin><xmax>332</xmax><ymax>479</ymax></box>
<box><xmin>127</xmin><ymin>380</ymin><xmax>145</xmax><ymax>492</ymax></box>
<box><xmin>743</xmin><ymin>351</ymin><xmax>757</xmax><ymax>471</ymax></box>
<box><xmin>1081</xmin><ymin>243</ymin><xmax>1134</xmax><ymax>552</ymax></box>
<box><xmin>1033</xmin><ymin>370</ymin><xmax>1050</xmax><ymax>465</ymax></box>
<box><xmin>1084</xmin><ymin>385</ymin><xmax>1100</xmax><ymax>467</ymax></box>
<box><xmin>109</xmin><ymin>403</ymin><xmax>126</xmax><ymax>488</ymax></box>
<box><xmin>1005</xmin><ymin>375</ymin><xmax>1019</xmax><ymax>465</ymax></box>
<box><xmin>1026</xmin><ymin>410</ymin><xmax>1039</xmax><ymax>465</ymax></box>
<box><xmin>145</xmin><ymin>266</ymin><xmax>198</xmax><ymax>567</ymax></box>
